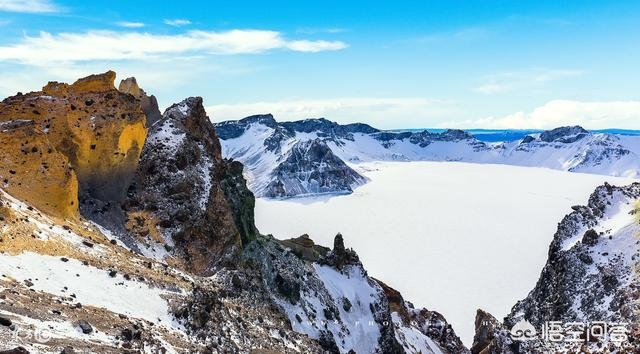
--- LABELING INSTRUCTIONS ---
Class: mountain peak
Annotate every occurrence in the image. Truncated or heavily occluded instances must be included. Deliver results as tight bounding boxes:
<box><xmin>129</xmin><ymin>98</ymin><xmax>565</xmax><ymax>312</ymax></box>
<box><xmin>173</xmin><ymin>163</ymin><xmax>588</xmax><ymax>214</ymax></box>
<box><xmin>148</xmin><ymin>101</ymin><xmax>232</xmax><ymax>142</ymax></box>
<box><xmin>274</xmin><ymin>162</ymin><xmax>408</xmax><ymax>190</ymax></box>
<box><xmin>239</xmin><ymin>113</ymin><xmax>278</xmax><ymax>127</ymax></box>
<box><xmin>539</xmin><ymin>125</ymin><xmax>589</xmax><ymax>143</ymax></box>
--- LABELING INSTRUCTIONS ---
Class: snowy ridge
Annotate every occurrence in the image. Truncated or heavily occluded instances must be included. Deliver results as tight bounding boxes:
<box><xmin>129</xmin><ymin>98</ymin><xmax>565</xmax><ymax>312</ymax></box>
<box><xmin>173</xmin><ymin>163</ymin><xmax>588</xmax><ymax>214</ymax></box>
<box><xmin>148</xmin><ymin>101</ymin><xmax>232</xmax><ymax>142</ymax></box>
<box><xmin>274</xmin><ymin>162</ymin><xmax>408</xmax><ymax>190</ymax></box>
<box><xmin>276</xmin><ymin>264</ymin><xmax>382</xmax><ymax>353</ymax></box>
<box><xmin>392</xmin><ymin>313</ymin><xmax>443</xmax><ymax>354</ymax></box>
<box><xmin>480</xmin><ymin>182</ymin><xmax>640</xmax><ymax>353</ymax></box>
<box><xmin>471</xmin><ymin>182</ymin><xmax>640</xmax><ymax>353</ymax></box>
<box><xmin>248</xmin><ymin>234</ymin><xmax>469</xmax><ymax>354</ymax></box>
<box><xmin>215</xmin><ymin>116</ymin><xmax>640</xmax><ymax>197</ymax></box>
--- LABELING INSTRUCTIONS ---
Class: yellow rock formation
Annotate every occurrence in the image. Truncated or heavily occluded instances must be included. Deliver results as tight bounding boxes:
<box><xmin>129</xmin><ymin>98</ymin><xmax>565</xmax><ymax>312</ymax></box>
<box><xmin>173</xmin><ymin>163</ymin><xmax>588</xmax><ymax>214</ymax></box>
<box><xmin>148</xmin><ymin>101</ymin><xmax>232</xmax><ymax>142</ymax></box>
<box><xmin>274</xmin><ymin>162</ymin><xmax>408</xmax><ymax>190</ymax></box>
<box><xmin>70</xmin><ymin>70</ymin><xmax>117</xmax><ymax>92</ymax></box>
<box><xmin>0</xmin><ymin>71</ymin><xmax>148</xmax><ymax>217</ymax></box>
<box><xmin>0</xmin><ymin>121</ymin><xmax>79</xmax><ymax>218</ymax></box>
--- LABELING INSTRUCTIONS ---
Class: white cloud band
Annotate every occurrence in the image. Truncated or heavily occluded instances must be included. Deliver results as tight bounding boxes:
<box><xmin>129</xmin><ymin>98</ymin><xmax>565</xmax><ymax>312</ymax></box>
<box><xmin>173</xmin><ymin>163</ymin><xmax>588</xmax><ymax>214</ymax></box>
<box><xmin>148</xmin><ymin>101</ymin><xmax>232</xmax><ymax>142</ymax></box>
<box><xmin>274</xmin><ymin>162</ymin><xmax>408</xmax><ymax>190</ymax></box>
<box><xmin>0</xmin><ymin>0</ymin><xmax>57</xmax><ymax>13</ymax></box>
<box><xmin>163</xmin><ymin>19</ymin><xmax>192</xmax><ymax>26</ymax></box>
<box><xmin>0</xmin><ymin>29</ymin><xmax>348</xmax><ymax>65</ymax></box>
<box><xmin>115</xmin><ymin>21</ymin><xmax>145</xmax><ymax>28</ymax></box>
<box><xmin>444</xmin><ymin>100</ymin><xmax>640</xmax><ymax>129</ymax></box>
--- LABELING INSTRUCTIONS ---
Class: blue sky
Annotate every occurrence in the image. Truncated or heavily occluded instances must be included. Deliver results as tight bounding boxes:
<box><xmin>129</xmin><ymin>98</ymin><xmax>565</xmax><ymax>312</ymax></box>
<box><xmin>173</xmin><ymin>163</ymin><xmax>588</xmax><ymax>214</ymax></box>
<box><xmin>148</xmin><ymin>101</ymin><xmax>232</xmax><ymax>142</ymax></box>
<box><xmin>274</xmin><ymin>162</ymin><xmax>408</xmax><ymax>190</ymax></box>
<box><xmin>0</xmin><ymin>0</ymin><xmax>639</xmax><ymax>129</ymax></box>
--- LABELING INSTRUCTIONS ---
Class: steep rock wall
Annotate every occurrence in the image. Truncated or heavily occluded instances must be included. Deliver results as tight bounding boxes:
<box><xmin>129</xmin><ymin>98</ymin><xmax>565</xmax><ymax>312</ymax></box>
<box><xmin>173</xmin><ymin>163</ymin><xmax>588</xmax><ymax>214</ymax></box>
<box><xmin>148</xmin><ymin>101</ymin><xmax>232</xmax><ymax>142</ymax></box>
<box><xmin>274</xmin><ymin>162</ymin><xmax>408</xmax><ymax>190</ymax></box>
<box><xmin>0</xmin><ymin>71</ymin><xmax>148</xmax><ymax>218</ymax></box>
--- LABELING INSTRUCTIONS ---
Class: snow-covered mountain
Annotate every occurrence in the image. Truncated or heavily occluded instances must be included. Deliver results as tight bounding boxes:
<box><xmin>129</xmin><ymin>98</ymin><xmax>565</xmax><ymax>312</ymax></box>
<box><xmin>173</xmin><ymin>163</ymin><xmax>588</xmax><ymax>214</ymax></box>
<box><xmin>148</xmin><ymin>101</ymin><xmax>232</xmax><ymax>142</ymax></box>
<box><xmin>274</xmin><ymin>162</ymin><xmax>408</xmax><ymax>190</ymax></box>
<box><xmin>215</xmin><ymin>115</ymin><xmax>640</xmax><ymax>197</ymax></box>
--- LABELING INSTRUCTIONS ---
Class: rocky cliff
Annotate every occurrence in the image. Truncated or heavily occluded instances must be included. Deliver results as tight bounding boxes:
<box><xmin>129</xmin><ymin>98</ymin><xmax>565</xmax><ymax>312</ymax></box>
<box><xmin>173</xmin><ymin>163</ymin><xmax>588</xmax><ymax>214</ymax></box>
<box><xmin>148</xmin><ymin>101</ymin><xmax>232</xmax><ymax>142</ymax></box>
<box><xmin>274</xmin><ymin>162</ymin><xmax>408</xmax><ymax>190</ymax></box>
<box><xmin>0</xmin><ymin>70</ymin><xmax>147</xmax><ymax>219</ymax></box>
<box><xmin>0</xmin><ymin>119</ymin><xmax>78</xmax><ymax>218</ymax></box>
<box><xmin>118</xmin><ymin>77</ymin><xmax>162</xmax><ymax>127</ymax></box>
<box><xmin>124</xmin><ymin>97</ymin><xmax>255</xmax><ymax>274</ymax></box>
<box><xmin>0</xmin><ymin>72</ymin><xmax>467</xmax><ymax>354</ymax></box>
<box><xmin>470</xmin><ymin>182</ymin><xmax>640</xmax><ymax>353</ymax></box>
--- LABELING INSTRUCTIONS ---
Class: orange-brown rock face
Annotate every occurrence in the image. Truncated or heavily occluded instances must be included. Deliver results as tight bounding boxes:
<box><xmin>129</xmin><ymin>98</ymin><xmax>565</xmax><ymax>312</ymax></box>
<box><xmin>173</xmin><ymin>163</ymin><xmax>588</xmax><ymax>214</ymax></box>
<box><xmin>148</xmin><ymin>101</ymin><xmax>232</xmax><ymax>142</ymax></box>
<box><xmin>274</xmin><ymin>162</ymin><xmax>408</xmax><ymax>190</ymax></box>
<box><xmin>0</xmin><ymin>120</ymin><xmax>78</xmax><ymax>218</ymax></box>
<box><xmin>0</xmin><ymin>71</ymin><xmax>147</xmax><ymax>209</ymax></box>
<box><xmin>118</xmin><ymin>77</ymin><xmax>162</xmax><ymax>127</ymax></box>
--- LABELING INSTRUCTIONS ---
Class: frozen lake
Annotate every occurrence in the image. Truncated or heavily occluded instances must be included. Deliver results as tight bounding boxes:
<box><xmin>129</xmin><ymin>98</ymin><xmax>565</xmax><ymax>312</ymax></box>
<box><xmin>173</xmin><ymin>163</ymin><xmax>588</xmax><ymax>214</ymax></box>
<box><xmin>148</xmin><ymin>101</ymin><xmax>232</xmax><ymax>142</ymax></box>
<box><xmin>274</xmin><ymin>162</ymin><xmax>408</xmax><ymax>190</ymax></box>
<box><xmin>254</xmin><ymin>161</ymin><xmax>637</xmax><ymax>345</ymax></box>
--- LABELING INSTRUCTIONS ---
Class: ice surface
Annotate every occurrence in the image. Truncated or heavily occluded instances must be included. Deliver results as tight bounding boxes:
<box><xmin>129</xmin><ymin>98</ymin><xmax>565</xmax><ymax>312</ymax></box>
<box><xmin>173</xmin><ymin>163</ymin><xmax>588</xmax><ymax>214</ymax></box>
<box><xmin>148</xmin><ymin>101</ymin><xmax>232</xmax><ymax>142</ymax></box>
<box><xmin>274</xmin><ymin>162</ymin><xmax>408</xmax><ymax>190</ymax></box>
<box><xmin>254</xmin><ymin>161</ymin><xmax>638</xmax><ymax>345</ymax></box>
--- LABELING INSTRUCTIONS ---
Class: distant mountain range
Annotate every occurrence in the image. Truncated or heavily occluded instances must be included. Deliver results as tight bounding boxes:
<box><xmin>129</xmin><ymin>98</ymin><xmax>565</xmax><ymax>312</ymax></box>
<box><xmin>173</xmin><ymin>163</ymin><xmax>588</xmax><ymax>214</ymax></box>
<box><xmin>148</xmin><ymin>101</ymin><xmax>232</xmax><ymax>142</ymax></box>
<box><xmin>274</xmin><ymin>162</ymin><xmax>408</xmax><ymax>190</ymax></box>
<box><xmin>215</xmin><ymin>115</ymin><xmax>640</xmax><ymax>198</ymax></box>
<box><xmin>395</xmin><ymin>128</ymin><xmax>640</xmax><ymax>143</ymax></box>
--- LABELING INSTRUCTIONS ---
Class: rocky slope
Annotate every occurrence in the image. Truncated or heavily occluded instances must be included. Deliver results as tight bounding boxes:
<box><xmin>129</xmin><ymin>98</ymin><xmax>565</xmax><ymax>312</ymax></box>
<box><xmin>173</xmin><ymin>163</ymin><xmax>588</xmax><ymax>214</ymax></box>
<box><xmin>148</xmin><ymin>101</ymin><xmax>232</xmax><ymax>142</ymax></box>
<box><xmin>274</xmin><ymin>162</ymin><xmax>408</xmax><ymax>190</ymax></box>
<box><xmin>216</xmin><ymin>115</ymin><xmax>640</xmax><ymax>197</ymax></box>
<box><xmin>0</xmin><ymin>72</ymin><xmax>468</xmax><ymax>353</ymax></box>
<box><xmin>470</xmin><ymin>182</ymin><xmax>640</xmax><ymax>353</ymax></box>
<box><xmin>264</xmin><ymin>139</ymin><xmax>367</xmax><ymax>198</ymax></box>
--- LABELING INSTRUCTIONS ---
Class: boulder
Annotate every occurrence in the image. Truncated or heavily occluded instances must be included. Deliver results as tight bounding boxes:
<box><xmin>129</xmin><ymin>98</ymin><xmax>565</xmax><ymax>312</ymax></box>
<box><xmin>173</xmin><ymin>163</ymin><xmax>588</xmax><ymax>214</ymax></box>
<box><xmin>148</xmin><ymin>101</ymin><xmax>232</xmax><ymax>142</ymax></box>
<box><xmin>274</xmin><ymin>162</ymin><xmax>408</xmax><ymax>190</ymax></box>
<box><xmin>77</xmin><ymin>320</ymin><xmax>93</xmax><ymax>334</ymax></box>
<box><xmin>278</xmin><ymin>234</ymin><xmax>329</xmax><ymax>262</ymax></box>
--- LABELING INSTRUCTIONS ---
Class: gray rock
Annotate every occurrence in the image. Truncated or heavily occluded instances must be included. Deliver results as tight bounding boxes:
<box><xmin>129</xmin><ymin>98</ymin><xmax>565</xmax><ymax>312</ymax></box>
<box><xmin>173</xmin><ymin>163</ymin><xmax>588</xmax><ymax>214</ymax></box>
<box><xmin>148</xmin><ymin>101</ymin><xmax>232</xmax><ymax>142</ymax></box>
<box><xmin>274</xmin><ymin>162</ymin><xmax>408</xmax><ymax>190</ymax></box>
<box><xmin>77</xmin><ymin>320</ymin><xmax>93</xmax><ymax>334</ymax></box>
<box><xmin>539</xmin><ymin>125</ymin><xmax>589</xmax><ymax>143</ymax></box>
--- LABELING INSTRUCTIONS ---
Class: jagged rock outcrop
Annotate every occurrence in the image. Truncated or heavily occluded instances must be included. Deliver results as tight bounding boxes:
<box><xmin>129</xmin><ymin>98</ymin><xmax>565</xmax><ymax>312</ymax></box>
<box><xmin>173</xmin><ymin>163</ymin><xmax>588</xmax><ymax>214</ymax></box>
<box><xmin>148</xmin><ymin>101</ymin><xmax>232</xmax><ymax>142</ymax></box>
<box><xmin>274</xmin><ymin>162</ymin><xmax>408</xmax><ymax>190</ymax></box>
<box><xmin>265</xmin><ymin>139</ymin><xmax>367</xmax><ymax>198</ymax></box>
<box><xmin>470</xmin><ymin>310</ymin><xmax>519</xmax><ymax>354</ymax></box>
<box><xmin>217</xmin><ymin>159</ymin><xmax>259</xmax><ymax>245</ymax></box>
<box><xmin>506</xmin><ymin>183</ymin><xmax>640</xmax><ymax>345</ymax></box>
<box><xmin>118</xmin><ymin>77</ymin><xmax>162</xmax><ymax>126</ymax></box>
<box><xmin>244</xmin><ymin>233</ymin><xmax>467</xmax><ymax>354</ymax></box>
<box><xmin>0</xmin><ymin>71</ymin><xmax>147</xmax><ymax>218</ymax></box>
<box><xmin>377</xmin><ymin>280</ymin><xmax>469</xmax><ymax>354</ymax></box>
<box><xmin>125</xmin><ymin>97</ymin><xmax>256</xmax><ymax>274</ymax></box>
<box><xmin>320</xmin><ymin>233</ymin><xmax>360</xmax><ymax>270</ymax></box>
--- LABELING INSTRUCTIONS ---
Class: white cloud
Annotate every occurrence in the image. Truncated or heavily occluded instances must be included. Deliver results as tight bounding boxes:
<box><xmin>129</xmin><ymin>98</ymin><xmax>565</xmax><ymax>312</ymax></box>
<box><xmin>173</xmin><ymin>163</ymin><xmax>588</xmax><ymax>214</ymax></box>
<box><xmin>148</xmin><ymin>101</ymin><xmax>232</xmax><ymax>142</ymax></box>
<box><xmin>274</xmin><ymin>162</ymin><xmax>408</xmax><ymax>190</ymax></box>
<box><xmin>0</xmin><ymin>29</ymin><xmax>348</xmax><ymax>65</ymax></box>
<box><xmin>115</xmin><ymin>21</ymin><xmax>145</xmax><ymax>28</ymax></box>
<box><xmin>474</xmin><ymin>68</ymin><xmax>585</xmax><ymax>95</ymax></box>
<box><xmin>0</xmin><ymin>0</ymin><xmax>58</xmax><ymax>13</ymax></box>
<box><xmin>206</xmin><ymin>97</ymin><xmax>456</xmax><ymax>129</ymax></box>
<box><xmin>286</xmin><ymin>40</ymin><xmax>348</xmax><ymax>52</ymax></box>
<box><xmin>163</xmin><ymin>19</ymin><xmax>191</xmax><ymax>27</ymax></box>
<box><xmin>442</xmin><ymin>100</ymin><xmax>640</xmax><ymax>129</ymax></box>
